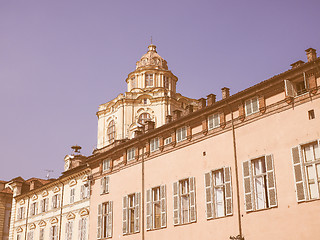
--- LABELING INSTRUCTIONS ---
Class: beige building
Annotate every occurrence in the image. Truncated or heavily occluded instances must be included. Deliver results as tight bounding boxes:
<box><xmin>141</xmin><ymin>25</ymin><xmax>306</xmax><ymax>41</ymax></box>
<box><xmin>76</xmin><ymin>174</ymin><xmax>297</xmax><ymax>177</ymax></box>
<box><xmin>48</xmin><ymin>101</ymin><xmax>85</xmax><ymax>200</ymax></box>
<box><xmin>0</xmin><ymin>181</ymin><xmax>12</xmax><ymax>240</ymax></box>
<box><xmin>7</xmin><ymin>147</ymin><xmax>91</xmax><ymax>240</ymax></box>
<box><xmin>88</xmin><ymin>46</ymin><xmax>320</xmax><ymax>240</ymax></box>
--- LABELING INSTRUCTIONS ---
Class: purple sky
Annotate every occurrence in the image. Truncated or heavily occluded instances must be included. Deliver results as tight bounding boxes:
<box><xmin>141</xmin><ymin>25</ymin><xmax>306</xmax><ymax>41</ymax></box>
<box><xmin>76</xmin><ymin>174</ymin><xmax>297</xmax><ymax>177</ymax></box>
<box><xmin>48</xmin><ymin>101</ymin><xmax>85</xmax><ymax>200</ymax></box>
<box><xmin>1</xmin><ymin>0</ymin><xmax>319</xmax><ymax>181</ymax></box>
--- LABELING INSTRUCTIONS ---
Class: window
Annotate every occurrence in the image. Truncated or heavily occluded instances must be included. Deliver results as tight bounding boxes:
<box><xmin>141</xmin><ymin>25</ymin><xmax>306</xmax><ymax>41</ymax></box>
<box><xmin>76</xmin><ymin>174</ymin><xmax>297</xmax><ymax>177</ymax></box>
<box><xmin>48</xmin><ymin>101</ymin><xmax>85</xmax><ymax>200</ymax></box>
<box><xmin>205</xmin><ymin>167</ymin><xmax>232</xmax><ymax>219</ymax></box>
<box><xmin>208</xmin><ymin>113</ymin><xmax>220</xmax><ymax>130</ymax></box>
<box><xmin>17</xmin><ymin>206</ymin><xmax>25</xmax><ymax>219</ymax></box>
<box><xmin>100</xmin><ymin>176</ymin><xmax>109</xmax><ymax>194</ymax></box>
<box><xmin>78</xmin><ymin>218</ymin><xmax>87</xmax><ymax>240</ymax></box>
<box><xmin>292</xmin><ymin>141</ymin><xmax>320</xmax><ymax>202</ymax></box>
<box><xmin>150</xmin><ymin>138</ymin><xmax>159</xmax><ymax>152</ymax></box>
<box><xmin>164</xmin><ymin>137</ymin><xmax>172</xmax><ymax>145</ymax></box>
<box><xmin>50</xmin><ymin>226</ymin><xmax>58</xmax><ymax>240</ymax></box>
<box><xmin>146</xmin><ymin>185</ymin><xmax>166</xmax><ymax>230</ymax></box>
<box><xmin>103</xmin><ymin>159</ymin><xmax>111</xmax><ymax>171</ymax></box>
<box><xmin>176</xmin><ymin>127</ymin><xmax>187</xmax><ymax>143</ymax></box>
<box><xmin>138</xmin><ymin>113</ymin><xmax>151</xmax><ymax>125</ymax></box>
<box><xmin>164</xmin><ymin>76</ymin><xmax>169</xmax><ymax>89</ymax></box>
<box><xmin>145</xmin><ymin>74</ymin><xmax>153</xmax><ymax>87</ymax></box>
<box><xmin>143</xmin><ymin>99</ymin><xmax>148</xmax><ymax>104</ymax></box>
<box><xmin>17</xmin><ymin>233</ymin><xmax>21</xmax><ymax>240</ymax></box>
<box><xmin>39</xmin><ymin>228</ymin><xmax>44</xmax><ymax>240</ymax></box>
<box><xmin>245</xmin><ymin>98</ymin><xmax>259</xmax><ymax>116</ymax></box>
<box><xmin>81</xmin><ymin>184</ymin><xmax>89</xmax><ymax>199</ymax></box>
<box><xmin>107</xmin><ymin>120</ymin><xmax>115</xmax><ymax>143</ymax></box>
<box><xmin>285</xmin><ymin>78</ymin><xmax>308</xmax><ymax>97</ymax></box>
<box><xmin>131</xmin><ymin>77</ymin><xmax>136</xmax><ymax>88</ymax></box>
<box><xmin>308</xmin><ymin>109</ymin><xmax>315</xmax><ymax>120</ymax></box>
<box><xmin>97</xmin><ymin>201</ymin><xmax>113</xmax><ymax>239</ymax></box>
<box><xmin>65</xmin><ymin>221</ymin><xmax>73</xmax><ymax>240</ymax></box>
<box><xmin>242</xmin><ymin>155</ymin><xmax>277</xmax><ymax>212</ymax></box>
<box><xmin>70</xmin><ymin>188</ymin><xmax>75</xmax><ymax>203</ymax></box>
<box><xmin>127</xmin><ymin>148</ymin><xmax>136</xmax><ymax>161</ymax></box>
<box><xmin>122</xmin><ymin>193</ymin><xmax>140</xmax><ymax>235</ymax></box>
<box><xmin>52</xmin><ymin>194</ymin><xmax>60</xmax><ymax>209</ymax></box>
<box><xmin>40</xmin><ymin>198</ymin><xmax>49</xmax><ymax>213</ymax></box>
<box><xmin>173</xmin><ymin>177</ymin><xmax>196</xmax><ymax>225</ymax></box>
<box><xmin>27</xmin><ymin>231</ymin><xmax>34</xmax><ymax>240</ymax></box>
<box><xmin>30</xmin><ymin>202</ymin><xmax>38</xmax><ymax>216</ymax></box>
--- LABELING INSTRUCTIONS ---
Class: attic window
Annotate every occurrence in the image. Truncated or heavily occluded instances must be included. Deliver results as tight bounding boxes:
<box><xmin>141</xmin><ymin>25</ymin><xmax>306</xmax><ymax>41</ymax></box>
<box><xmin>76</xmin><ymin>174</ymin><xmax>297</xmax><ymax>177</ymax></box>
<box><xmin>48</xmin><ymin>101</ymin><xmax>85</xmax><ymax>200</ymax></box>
<box><xmin>284</xmin><ymin>77</ymin><xmax>308</xmax><ymax>97</ymax></box>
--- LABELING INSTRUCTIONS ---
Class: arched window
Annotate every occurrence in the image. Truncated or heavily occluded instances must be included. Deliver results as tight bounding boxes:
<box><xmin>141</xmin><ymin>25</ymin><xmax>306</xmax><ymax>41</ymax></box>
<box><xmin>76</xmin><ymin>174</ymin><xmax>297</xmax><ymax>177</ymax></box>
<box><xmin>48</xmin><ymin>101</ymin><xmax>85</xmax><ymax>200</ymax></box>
<box><xmin>138</xmin><ymin>113</ymin><xmax>151</xmax><ymax>125</ymax></box>
<box><xmin>145</xmin><ymin>74</ymin><xmax>154</xmax><ymax>87</ymax></box>
<box><xmin>107</xmin><ymin>120</ymin><xmax>115</xmax><ymax>143</ymax></box>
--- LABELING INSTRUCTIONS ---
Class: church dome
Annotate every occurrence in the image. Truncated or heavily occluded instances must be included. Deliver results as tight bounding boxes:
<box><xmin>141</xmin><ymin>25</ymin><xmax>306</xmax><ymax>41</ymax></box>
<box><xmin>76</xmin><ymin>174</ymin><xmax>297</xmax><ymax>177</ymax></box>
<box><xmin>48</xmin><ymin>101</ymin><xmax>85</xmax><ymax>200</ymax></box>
<box><xmin>136</xmin><ymin>44</ymin><xmax>168</xmax><ymax>70</ymax></box>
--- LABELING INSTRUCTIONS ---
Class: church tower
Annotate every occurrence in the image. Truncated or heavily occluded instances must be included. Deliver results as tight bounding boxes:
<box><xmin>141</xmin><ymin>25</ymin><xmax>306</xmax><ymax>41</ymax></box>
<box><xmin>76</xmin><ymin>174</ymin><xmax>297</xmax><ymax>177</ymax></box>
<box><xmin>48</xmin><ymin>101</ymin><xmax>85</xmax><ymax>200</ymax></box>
<box><xmin>96</xmin><ymin>44</ymin><xmax>198</xmax><ymax>149</ymax></box>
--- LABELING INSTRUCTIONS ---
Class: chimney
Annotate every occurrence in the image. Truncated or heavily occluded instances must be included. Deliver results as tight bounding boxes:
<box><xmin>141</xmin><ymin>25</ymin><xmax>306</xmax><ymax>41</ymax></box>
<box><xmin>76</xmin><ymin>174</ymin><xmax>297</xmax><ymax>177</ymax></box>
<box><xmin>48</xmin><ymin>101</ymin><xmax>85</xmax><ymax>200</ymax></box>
<box><xmin>134</xmin><ymin>129</ymin><xmax>143</xmax><ymax>138</ymax></box>
<box><xmin>144</xmin><ymin>120</ymin><xmax>155</xmax><ymax>132</ymax></box>
<box><xmin>221</xmin><ymin>87</ymin><xmax>230</xmax><ymax>99</ymax></box>
<box><xmin>290</xmin><ymin>60</ymin><xmax>305</xmax><ymax>69</ymax></box>
<box><xmin>30</xmin><ymin>180</ymin><xmax>35</xmax><ymax>191</ymax></box>
<box><xmin>166</xmin><ymin>115</ymin><xmax>172</xmax><ymax>124</ymax></box>
<box><xmin>207</xmin><ymin>94</ymin><xmax>216</xmax><ymax>106</ymax></box>
<box><xmin>186</xmin><ymin>105</ymin><xmax>194</xmax><ymax>114</ymax></box>
<box><xmin>198</xmin><ymin>98</ymin><xmax>206</xmax><ymax>109</ymax></box>
<box><xmin>305</xmin><ymin>48</ymin><xmax>317</xmax><ymax>62</ymax></box>
<box><xmin>173</xmin><ymin>110</ymin><xmax>182</xmax><ymax>121</ymax></box>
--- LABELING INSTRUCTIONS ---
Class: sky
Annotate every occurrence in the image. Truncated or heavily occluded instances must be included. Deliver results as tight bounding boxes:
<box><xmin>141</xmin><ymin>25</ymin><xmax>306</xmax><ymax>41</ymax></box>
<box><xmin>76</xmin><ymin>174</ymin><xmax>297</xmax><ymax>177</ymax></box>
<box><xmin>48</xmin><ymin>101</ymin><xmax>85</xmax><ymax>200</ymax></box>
<box><xmin>0</xmin><ymin>0</ymin><xmax>319</xmax><ymax>181</ymax></box>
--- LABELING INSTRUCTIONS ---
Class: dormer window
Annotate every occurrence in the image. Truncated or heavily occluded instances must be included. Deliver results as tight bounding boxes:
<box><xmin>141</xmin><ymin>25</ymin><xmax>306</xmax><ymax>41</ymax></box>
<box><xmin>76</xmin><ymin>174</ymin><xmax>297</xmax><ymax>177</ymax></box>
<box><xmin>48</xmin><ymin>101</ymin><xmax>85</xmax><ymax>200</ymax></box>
<box><xmin>146</xmin><ymin>74</ymin><xmax>154</xmax><ymax>87</ymax></box>
<box><xmin>245</xmin><ymin>97</ymin><xmax>259</xmax><ymax>116</ymax></box>
<box><xmin>285</xmin><ymin>77</ymin><xmax>308</xmax><ymax>97</ymax></box>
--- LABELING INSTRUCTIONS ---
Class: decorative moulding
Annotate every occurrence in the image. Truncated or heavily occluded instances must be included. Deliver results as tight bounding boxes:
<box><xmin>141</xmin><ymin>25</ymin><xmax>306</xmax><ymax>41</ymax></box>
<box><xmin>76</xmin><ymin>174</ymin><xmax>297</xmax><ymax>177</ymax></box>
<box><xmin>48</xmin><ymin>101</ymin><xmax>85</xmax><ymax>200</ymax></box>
<box><xmin>69</xmin><ymin>179</ymin><xmax>77</xmax><ymax>187</ymax></box>
<box><xmin>79</xmin><ymin>208</ymin><xmax>89</xmax><ymax>216</ymax></box>
<box><xmin>42</xmin><ymin>190</ymin><xmax>48</xmax><ymax>197</ymax></box>
<box><xmin>19</xmin><ymin>199</ymin><xmax>25</xmax><ymax>205</ymax></box>
<box><xmin>38</xmin><ymin>220</ymin><xmax>46</xmax><ymax>227</ymax></box>
<box><xmin>66</xmin><ymin>212</ymin><xmax>75</xmax><ymax>220</ymax></box>
<box><xmin>53</xmin><ymin>186</ymin><xmax>60</xmax><ymax>193</ymax></box>
<box><xmin>81</xmin><ymin>175</ymin><xmax>88</xmax><ymax>182</ymax></box>
<box><xmin>31</xmin><ymin>194</ymin><xmax>38</xmax><ymax>201</ymax></box>
<box><xmin>29</xmin><ymin>223</ymin><xmax>36</xmax><ymax>230</ymax></box>
<box><xmin>50</xmin><ymin>217</ymin><xmax>59</xmax><ymax>225</ymax></box>
<box><xmin>16</xmin><ymin>226</ymin><xmax>23</xmax><ymax>233</ymax></box>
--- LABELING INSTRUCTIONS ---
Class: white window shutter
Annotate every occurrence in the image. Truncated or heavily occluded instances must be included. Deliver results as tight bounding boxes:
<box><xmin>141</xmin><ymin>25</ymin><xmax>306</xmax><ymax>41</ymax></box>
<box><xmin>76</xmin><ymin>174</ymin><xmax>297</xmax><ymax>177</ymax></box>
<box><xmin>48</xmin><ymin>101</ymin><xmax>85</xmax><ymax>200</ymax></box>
<box><xmin>51</xmin><ymin>196</ymin><xmax>54</xmax><ymax>209</ymax></box>
<box><xmin>134</xmin><ymin>192</ymin><xmax>140</xmax><ymax>233</ymax></box>
<box><xmin>224</xmin><ymin>167</ymin><xmax>233</xmax><ymax>216</ymax></box>
<box><xmin>100</xmin><ymin>178</ymin><xmax>105</xmax><ymax>194</ymax></box>
<box><xmin>265</xmin><ymin>155</ymin><xmax>277</xmax><ymax>207</ymax></box>
<box><xmin>78</xmin><ymin>219</ymin><xmax>81</xmax><ymax>240</ymax></box>
<box><xmin>160</xmin><ymin>185</ymin><xmax>167</xmax><ymax>228</ymax></box>
<box><xmin>284</xmin><ymin>79</ymin><xmax>295</xmax><ymax>97</ymax></box>
<box><xmin>243</xmin><ymin>160</ymin><xmax>254</xmax><ymax>212</ymax></box>
<box><xmin>65</xmin><ymin>222</ymin><xmax>68</xmax><ymax>240</ymax></box>
<box><xmin>122</xmin><ymin>196</ymin><xmax>128</xmax><ymax>235</ymax></box>
<box><xmin>40</xmin><ymin>200</ymin><xmax>43</xmax><ymax>213</ymax></box>
<box><xmin>106</xmin><ymin>176</ymin><xmax>110</xmax><ymax>193</ymax></box>
<box><xmin>35</xmin><ymin>202</ymin><xmax>38</xmax><ymax>215</ymax></box>
<box><xmin>173</xmin><ymin>181</ymin><xmax>180</xmax><ymax>225</ymax></box>
<box><xmin>292</xmin><ymin>146</ymin><xmax>306</xmax><ymax>202</ymax></box>
<box><xmin>146</xmin><ymin>189</ymin><xmax>152</xmax><ymax>230</ymax></box>
<box><xmin>107</xmin><ymin>201</ymin><xmax>113</xmax><ymax>238</ymax></box>
<box><xmin>57</xmin><ymin>194</ymin><xmax>61</xmax><ymax>208</ymax></box>
<box><xmin>189</xmin><ymin>177</ymin><xmax>196</xmax><ymax>222</ymax></box>
<box><xmin>97</xmin><ymin>204</ymin><xmax>102</xmax><ymax>239</ymax></box>
<box><xmin>204</xmin><ymin>172</ymin><xmax>214</xmax><ymax>219</ymax></box>
<box><xmin>49</xmin><ymin>227</ymin><xmax>53</xmax><ymax>240</ymax></box>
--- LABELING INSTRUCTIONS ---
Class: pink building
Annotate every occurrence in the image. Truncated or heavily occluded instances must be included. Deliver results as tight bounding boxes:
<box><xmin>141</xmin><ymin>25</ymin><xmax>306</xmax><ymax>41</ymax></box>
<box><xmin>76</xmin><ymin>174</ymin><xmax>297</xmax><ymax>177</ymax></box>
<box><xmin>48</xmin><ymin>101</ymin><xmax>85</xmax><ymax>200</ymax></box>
<box><xmin>87</xmin><ymin>46</ymin><xmax>320</xmax><ymax>240</ymax></box>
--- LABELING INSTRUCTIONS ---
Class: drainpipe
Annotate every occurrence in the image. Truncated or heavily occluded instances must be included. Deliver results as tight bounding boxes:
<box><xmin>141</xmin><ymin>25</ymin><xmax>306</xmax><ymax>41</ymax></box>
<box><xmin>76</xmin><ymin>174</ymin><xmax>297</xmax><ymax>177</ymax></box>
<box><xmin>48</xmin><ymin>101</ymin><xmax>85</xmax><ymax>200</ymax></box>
<box><xmin>24</xmin><ymin>196</ymin><xmax>30</xmax><ymax>240</ymax></box>
<box><xmin>141</xmin><ymin>140</ymin><xmax>145</xmax><ymax>240</ymax></box>
<box><xmin>58</xmin><ymin>180</ymin><xmax>65</xmax><ymax>240</ymax></box>
<box><xmin>227</xmin><ymin>101</ymin><xmax>244</xmax><ymax>240</ymax></box>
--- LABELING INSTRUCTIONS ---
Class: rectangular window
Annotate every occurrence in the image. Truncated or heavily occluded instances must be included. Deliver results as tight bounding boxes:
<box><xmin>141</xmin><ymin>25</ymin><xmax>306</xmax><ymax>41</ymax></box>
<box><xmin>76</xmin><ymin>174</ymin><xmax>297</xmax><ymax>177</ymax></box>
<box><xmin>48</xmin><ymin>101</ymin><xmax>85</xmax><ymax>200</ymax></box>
<box><xmin>164</xmin><ymin>137</ymin><xmax>172</xmax><ymax>145</ymax></box>
<box><xmin>100</xmin><ymin>176</ymin><xmax>109</xmax><ymax>195</ymax></box>
<box><xmin>65</xmin><ymin>221</ymin><xmax>73</xmax><ymax>240</ymax></box>
<box><xmin>164</xmin><ymin>76</ymin><xmax>169</xmax><ymax>89</ymax></box>
<box><xmin>292</xmin><ymin>141</ymin><xmax>320</xmax><ymax>202</ymax></box>
<box><xmin>145</xmin><ymin>74</ymin><xmax>154</xmax><ymax>87</ymax></box>
<box><xmin>245</xmin><ymin>97</ymin><xmax>259</xmax><ymax>116</ymax></box>
<box><xmin>79</xmin><ymin>218</ymin><xmax>87</xmax><ymax>240</ymax></box>
<box><xmin>122</xmin><ymin>193</ymin><xmax>140</xmax><ymax>235</ymax></box>
<box><xmin>284</xmin><ymin>78</ymin><xmax>308</xmax><ymax>97</ymax></box>
<box><xmin>41</xmin><ymin>198</ymin><xmax>48</xmax><ymax>213</ymax></box>
<box><xmin>17</xmin><ymin>206</ymin><xmax>25</xmax><ymax>219</ymax></box>
<box><xmin>70</xmin><ymin>188</ymin><xmax>75</xmax><ymax>203</ymax></box>
<box><xmin>30</xmin><ymin>202</ymin><xmax>38</xmax><ymax>216</ymax></box>
<box><xmin>27</xmin><ymin>231</ymin><xmax>34</xmax><ymax>240</ymax></box>
<box><xmin>81</xmin><ymin>184</ymin><xmax>89</xmax><ymax>199</ymax></box>
<box><xmin>39</xmin><ymin>228</ymin><xmax>44</xmax><ymax>240</ymax></box>
<box><xmin>150</xmin><ymin>138</ymin><xmax>159</xmax><ymax>152</ymax></box>
<box><xmin>208</xmin><ymin>113</ymin><xmax>220</xmax><ymax>130</ymax></box>
<box><xmin>97</xmin><ymin>201</ymin><xmax>113</xmax><ymax>239</ymax></box>
<box><xmin>242</xmin><ymin>155</ymin><xmax>277</xmax><ymax>212</ymax></box>
<box><xmin>50</xmin><ymin>226</ymin><xmax>58</xmax><ymax>240</ymax></box>
<box><xmin>146</xmin><ymin>185</ymin><xmax>166</xmax><ymax>230</ymax></box>
<box><xmin>17</xmin><ymin>233</ymin><xmax>21</xmax><ymax>240</ymax></box>
<box><xmin>173</xmin><ymin>177</ymin><xmax>196</xmax><ymax>225</ymax></box>
<box><xmin>127</xmin><ymin>148</ymin><xmax>135</xmax><ymax>161</ymax></box>
<box><xmin>176</xmin><ymin>127</ymin><xmax>187</xmax><ymax>143</ymax></box>
<box><xmin>103</xmin><ymin>159</ymin><xmax>111</xmax><ymax>171</ymax></box>
<box><xmin>52</xmin><ymin>194</ymin><xmax>60</xmax><ymax>209</ymax></box>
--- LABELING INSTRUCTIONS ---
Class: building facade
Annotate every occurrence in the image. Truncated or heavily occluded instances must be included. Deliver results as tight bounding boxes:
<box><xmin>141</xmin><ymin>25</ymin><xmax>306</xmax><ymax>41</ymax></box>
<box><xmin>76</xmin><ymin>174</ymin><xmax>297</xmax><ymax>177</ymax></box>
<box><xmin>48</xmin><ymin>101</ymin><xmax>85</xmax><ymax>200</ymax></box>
<box><xmin>0</xmin><ymin>181</ymin><xmax>12</xmax><ymax>240</ymax></box>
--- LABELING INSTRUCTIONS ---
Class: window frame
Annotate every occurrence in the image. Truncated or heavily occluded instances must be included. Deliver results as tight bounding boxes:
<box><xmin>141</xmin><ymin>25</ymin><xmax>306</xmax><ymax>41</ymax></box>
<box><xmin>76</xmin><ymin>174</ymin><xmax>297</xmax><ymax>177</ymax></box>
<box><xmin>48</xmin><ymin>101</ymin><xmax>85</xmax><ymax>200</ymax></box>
<box><xmin>145</xmin><ymin>73</ymin><xmax>154</xmax><ymax>87</ymax></box>
<box><xmin>244</xmin><ymin>97</ymin><xmax>259</xmax><ymax>116</ymax></box>
<box><xmin>208</xmin><ymin>113</ymin><xmax>220</xmax><ymax>130</ymax></box>
<box><xmin>176</xmin><ymin>126</ymin><xmax>187</xmax><ymax>143</ymax></box>
<box><xmin>107</xmin><ymin>120</ymin><xmax>115</xmax><ymax>143</ymax></box>
<box><xmin>103</xmin><ymin>159</ymin><xmax>111</xmax><ymax>172</ymax></box>
<box><xmin>164</xmin><ymin>137</ymin><xmax>172</xmax><ymax>145</ymax></box>
<box><xmin>70</xmin><ymin>188</ymin><xmax>75</xmax><ymax>204</ymax></box>
<box><xmin>127</xmin><ymin>148</ymin><xmax>136</xmax><ymax>161</ymax></box>
<box><xmin>122</xmin><ymin>192</ymin><xmax>140</xmax><ymax>235</ymax></box>
<box><xmin>150</xmin><ymin>138</ymin><xmax>159</xmax><ymax>153</ymax></box>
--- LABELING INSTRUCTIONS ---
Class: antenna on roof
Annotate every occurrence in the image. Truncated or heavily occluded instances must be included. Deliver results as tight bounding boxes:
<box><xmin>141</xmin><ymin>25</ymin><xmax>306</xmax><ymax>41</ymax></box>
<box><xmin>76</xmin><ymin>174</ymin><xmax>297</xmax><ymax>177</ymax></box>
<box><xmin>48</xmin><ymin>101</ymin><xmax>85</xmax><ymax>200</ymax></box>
<box><xmin>151</xmin><ymin>36</ymin><xmax>153</xmax><ymax>45</ymax></box>
<box><xmin>44</xmin><ymin>170</ymin><xmax>53</xmax><ymax>180</ymax></box>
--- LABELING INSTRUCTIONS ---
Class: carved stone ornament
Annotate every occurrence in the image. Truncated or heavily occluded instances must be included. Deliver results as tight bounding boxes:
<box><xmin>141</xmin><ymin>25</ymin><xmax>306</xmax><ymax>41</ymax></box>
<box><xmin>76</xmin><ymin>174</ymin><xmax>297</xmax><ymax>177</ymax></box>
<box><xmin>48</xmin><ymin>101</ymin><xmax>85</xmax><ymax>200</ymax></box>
<box><xmin>53</xmin><ymin>186</ymin><xmax>60</xmax><ymax>193</ymax></box>
<box><xmin>16</xmin><ymin>227</ymin><xmax>23</xmax><ymax>233</ymax></box>
<box><xmin>69</xmin><ymin>179</ymin><xmax>77</xmax><ymax>187</ymax></box>
<box><xmin>38</xmin><ymin>220</ymin><xmax>46</xmax><ymax>227</ymax></box>
<box><xmin>19</xmin><ymin>199</ymin><xmax>25</xmax><ymax>205</ymax></box>
<box><xmin>31</xmin><ymin>194</ymin><xmax>38</xmax><ymax>201</ymax></box>
<box><xmin>79</xmin><ymin>208</ymin><xmax>89</xmax><ymax>216</ymax></box>
<box><xmin>82</xmin><ymin>175</ymin><xmax>89</xmax><ymax>182</ymax></box>
<box><xmin>50</xmin><ymin>217</ymin><xmax>59</xmax><ymax>225</ymax></box>
<box><xmin>29</xmin><ymin>223</ymin><xmax>36</xmax><ymax>230</ymax></box>
<box><xmin>42</xmin><ymin>190</ymin><xmax>48</xmax><ymax>197</ymax></box>
<box><xmin>66</xmin><ymin>212</ymin><xmax>76</xmax><ymax>220</ymax></box>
